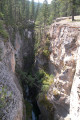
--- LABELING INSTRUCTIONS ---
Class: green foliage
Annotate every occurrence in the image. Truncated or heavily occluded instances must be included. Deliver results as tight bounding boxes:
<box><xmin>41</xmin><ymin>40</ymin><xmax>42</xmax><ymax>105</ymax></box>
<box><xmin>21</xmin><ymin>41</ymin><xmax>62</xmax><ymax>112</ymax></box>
<box><xmin>35</xmin><ymin>0</ymin><xmax>80</xmax><ymax>27</ymax></box>
<box><xmin>0</xmin><ymin>85</ymin><xmax>12</xmax><ymax>119</ymax></box>
<box><xmin>38</xmin><ymin>94</ymin><xmax>53</xmax><ymax>112</ymax></box>
<box><xmin>40</xmin><ymin>69</ymin><xmax>54</xmax><ymax>94</ymax></box>
<box><xmin>0</xmin><ymin>29</ymin><xmax>9</xmax><ymax>40</ymax></box>
<box><xmin>18</xmin><ymin>24</ymin><xmax>26</xmax><ymax>36</ymax></box>
<box><xmin>0</xmin><ymin>20</ymin><xmax>4</xmax><ymax>29</ymax></box>
<box><xmin>42</xmin><ymin>49</ymin><xmax>50</xmax><ymax>58</ymax></box>
<box><xmin>53</xmin><ymin>88</ymin><xmax>59</xmax><ymax>95</ymax></box>
<box><xmin>35</xmin><ymin>69</ymin><xmax>54</xmax><ymax>94</ymax></box>
<box><xmin>16</xmin><ymin>68</ymin><xmax>27</xmax><ymax>81</ymax></box>
<box><xmin>35</xmin><ymin>30</ymin><xmax>50</xmax><ymax>59</ymax></box>
<box><xmin>0</xmin><ymin>87</ymin><xmax>6</xmax><ymax>109</ymax></box>
<box><xmin>27</xmin><ymin>75</ymin><xmax>35</xmax><ymax>86</ymax></box>
<box><xmin>42</xmin><ymin>0</ymin><xmax>49</xmax><ymax>25</ymax></box>
<box><xmin>42</xmin><ymin>37</ymin><xmax>50</xmax><ymax>58</ymax></box>
<box><xmin>16</xmin><ymin>67</ymin><xmax>36</xmax><ymax>87</ymax></box>
<box><xmin>30</xmin><ymin>0</ymin><xmax>35</xmax><ymax>20</ymax></box>
<box><xmin>0</xmin><ymin>20</ymin><xmax>9</xmax><ymax>40</ymax></box>
<box><xmin>37</xmin><ymin>70</ymin><xmax>54</xmax><ymax>117</ymax></box>
<box><xmin>0</xmin><ymin>12</ymin><xmax>4</xmax><ymax>19</ymax></box>
<box><xmin>25</xmin><ymin>100</ymin><xmax>32</xmax><ymax>120</ymax></box>
<box><xmin>41</xmin><ymin>85</ymin><xmax>49</xmax><ymax>93</ymax></box>
<box><xmin>0</xmin><ymin>0</ymin><xmax>80</xmax><ymax>30</ymax></box>
<box><xmin>16</xmin><ymin>65</ymin><xmax>54</xmax><ymax>95</ymax></box>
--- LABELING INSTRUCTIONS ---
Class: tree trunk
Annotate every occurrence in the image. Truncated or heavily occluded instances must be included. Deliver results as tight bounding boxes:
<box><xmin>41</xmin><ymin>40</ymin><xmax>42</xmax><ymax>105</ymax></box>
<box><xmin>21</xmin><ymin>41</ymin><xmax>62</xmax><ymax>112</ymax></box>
<box><xmin>72</xmin><ymin>8</ymin><xmax>74</xmax><ymax>21</ymax></box>
<box><xmin>72</xmin><ymin>0</ymin><xmax>75</xmax><ymax>21</ymax></box>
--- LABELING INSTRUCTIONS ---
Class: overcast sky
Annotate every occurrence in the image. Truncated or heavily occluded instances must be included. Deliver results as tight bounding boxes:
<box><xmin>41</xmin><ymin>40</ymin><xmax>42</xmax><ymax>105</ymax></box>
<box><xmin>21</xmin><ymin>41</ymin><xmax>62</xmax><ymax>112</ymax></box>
<box><xmin>30</xmin><ymin>0</ymin><xmax>52</xmax><ymax>4</ymax></box>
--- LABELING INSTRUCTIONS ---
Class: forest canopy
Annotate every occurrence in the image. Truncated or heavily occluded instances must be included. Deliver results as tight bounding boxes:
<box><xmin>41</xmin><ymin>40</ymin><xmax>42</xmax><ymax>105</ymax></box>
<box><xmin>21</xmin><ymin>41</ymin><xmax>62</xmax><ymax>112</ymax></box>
<box><xmin>0</xmin><ymin>0</ymin><xmax>80</xmax><ymax>27</ymax></box>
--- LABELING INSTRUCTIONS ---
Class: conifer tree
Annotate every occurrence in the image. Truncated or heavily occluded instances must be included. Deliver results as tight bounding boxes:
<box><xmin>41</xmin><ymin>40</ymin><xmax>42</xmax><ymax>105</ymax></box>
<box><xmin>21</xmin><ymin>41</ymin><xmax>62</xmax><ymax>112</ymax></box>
<box><xmin>42</xmin><ymin>0</ymin><xmax>49</xmax><ymax>25</ymax></box>
<box><xmin>60</xmin><ymin>0</ymin><xmax>80</xmax><ymax>21</ymax></box>
<box><xmin>35</xmin><ymin>0</ymin><xmax>40</xmax><ymax>20</ymax></box>
<box><xmin>25</xmin><ymin>0</ymin><xmax>30</xmax><ymax>20</ymax></box>
<box><xmin>30</xmin><ymin>0</ymin><xmax>35</xmax><ymax>20</ymax></box>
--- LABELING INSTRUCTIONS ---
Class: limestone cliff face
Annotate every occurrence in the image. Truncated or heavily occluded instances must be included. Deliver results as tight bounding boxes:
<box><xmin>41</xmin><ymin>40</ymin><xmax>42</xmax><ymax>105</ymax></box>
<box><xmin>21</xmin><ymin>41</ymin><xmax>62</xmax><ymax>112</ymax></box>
<box><xmin>0</xmin><ymin>23</ymin><xmax>34</xmax><ymax>120</ymax></box>
<box><xmin>70</xmin><ymin>35</ymin><xmax>80</xmax><ymax>120</ymax></box>
<box><xmin>0</xmin><ymin>36</ymin><xmax>23</xmax><ymax>120</ymax></box>
<box><xmin>48</xmin><ymin>22</ymin><xmax>80</xmax><ymax>120</ymax></box>
<box><xmin>36</xmin><ymin>21</ymin><xmax>80</xmax><ymax>120</ymax></box>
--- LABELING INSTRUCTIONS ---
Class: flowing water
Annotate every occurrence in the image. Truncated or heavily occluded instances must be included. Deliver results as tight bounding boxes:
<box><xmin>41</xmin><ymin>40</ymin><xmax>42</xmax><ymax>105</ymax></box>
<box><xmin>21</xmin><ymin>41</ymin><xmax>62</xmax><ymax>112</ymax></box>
<box><xmin>25</xmin><ymin>85</ymin><xmax>40</xmax><ymax>120</ymax></box>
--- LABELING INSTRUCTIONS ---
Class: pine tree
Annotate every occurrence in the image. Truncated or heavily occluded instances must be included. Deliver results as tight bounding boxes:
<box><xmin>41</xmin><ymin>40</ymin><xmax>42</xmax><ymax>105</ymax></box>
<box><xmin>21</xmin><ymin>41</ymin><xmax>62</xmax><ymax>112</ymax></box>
<box><xmin>30</xmin><ymin>0</ymin><xmax>35</xmax><ymax>20</ymax></box>
<box><xmin>42</xmin><ymin>0</ymin><xmax>49</xmax><ymax>25</ymax></box>
<box><xmin>35</xmin><ymin>0</ymin><xmax>40</xmax><ymax>20</ymax></box>
<box><xmin>25</xmin><ymin>0</ymin><xmax>30</xmax><ymax>20</ymax></box>
<box><xmin>59</xmin><ymin>0</ymin><xmax>80</xmax><ymax>21</ymax></box>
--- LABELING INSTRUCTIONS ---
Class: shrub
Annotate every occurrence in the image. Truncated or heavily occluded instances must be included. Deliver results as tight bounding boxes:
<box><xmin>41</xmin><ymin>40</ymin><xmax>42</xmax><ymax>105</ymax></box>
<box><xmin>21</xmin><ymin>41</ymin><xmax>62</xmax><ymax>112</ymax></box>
<box><xmin>41</xmin><ymin>85</ymin><xmax>49</xmax><ymax>93</ymax></box>
<box><xmin>39</xmin><ymin>69</ymin><xmax>54</xmax><ymax>94</ymax></box>
<box><xmin>53</xmin><ymin>89</ymin><xmax>59</xmax><ymax>96</ymax></box>
<box><xmin>16</xmin><ymin>67</ymin><xmax>36</xmax><ymax>87</ymax></box>
<box><xmin>0</xmin><ymin>12</ymin><xmax>4</xmax><ymax>19</ymax></box>
<box><xmin>27</xmin><ymin>75</ymin><xmax>35</xmax><ymax>86</ymax></box>
<box><xmin>46</xmin><ymin>38</ymin><xmax>50</xmax><ymax>46</ymax></box>
<box><xmin>42</xmin><ymin>49</ymin><xmax>50</xmax><ymax>58</ymax></box>
<box><xmin>0</xmin><ymin>20</ymin><xmax>4</xmax><ymax>29</ymax></box>
<box><xmin>38</xmin><ymin>94</ymin><xmax>53</xmax><ymax>112</ymax></box>
<box><xmin>0</xmin><ymin>29</ymin><xmax>9</xmax><ymax>39</ymax></box>
<box><xmin>0</xmin><ymin>85</ymin><xmax>12</xmax><ymax>119</ymax></box>
<box><xmin>0</xmin><ymin>20</ymin><xmax>9</xmax><ymax>40</ymax></box>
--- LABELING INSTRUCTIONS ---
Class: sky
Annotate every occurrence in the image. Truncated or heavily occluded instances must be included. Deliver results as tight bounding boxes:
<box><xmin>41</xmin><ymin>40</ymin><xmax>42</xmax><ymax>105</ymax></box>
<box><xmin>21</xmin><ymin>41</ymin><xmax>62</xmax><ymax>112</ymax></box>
<box><xmin>30</xmin><ymin>0</ymin><xmax>52</xmax><ymax>4</ymax></box>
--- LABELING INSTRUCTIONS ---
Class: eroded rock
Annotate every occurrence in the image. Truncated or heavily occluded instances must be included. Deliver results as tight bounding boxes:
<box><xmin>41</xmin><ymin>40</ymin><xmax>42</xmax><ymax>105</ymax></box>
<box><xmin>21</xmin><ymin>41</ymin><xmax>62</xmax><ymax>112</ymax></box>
<box><xmin>42</xmin><ymin>23</ymin><xmax>80</xmax><ymax>120</ymax></box>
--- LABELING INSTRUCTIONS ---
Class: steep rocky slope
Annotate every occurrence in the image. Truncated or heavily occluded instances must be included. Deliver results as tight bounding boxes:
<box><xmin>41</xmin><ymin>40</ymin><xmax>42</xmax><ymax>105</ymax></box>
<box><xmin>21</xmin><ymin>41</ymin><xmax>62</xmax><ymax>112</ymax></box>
<box><xmin>48</xmin><ymin>20</ymin><xmax>80</xmax><ymax>120</ymax></box>
<box><xmin>0</xmin><ymin>35</ymin><xmax>23</xmax><ymax>120</ymax></box>
<box><xmin>0</xmin><ymin>17</ymin><xmax>80</xmax><ymax>120</ymax></box>
<box><xmin>0</xmin><ymin>22</ymin><xmax>34</xmax><ymax>120</ymax></box>
<box><xmin>36</xmin><ymin>18</ymin><xmax>80</xmax><ymax>120</ymax></box>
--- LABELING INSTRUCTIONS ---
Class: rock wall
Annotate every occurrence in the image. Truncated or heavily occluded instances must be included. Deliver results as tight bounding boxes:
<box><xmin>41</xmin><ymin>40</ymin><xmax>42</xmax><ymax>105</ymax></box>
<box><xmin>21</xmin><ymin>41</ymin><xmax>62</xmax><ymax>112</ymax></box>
<box><xmin>0</xmin><ymin>23</ymin><xmax>34</xmax><ymax>120</ymax></box>
<box><xmin>0</xmin><ymin>35</ymin><xmax>23</xmax><ymax>120</ymax></box>
<box><xmin>70</xmin><ymin>34</ymin><xmax>80</xmax><ymax>120</ymax></box>
<box><xmin>48</xmin><ymin>22</ymin><xmax>80</xmax><ymax>120</ymax></box>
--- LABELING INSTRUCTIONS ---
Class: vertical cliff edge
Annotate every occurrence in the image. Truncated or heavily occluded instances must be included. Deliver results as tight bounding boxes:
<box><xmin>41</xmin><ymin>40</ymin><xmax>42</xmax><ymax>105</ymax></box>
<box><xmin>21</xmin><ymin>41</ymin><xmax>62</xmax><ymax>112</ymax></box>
<box><xmin>0</xmin><ymin>21</ymin><xmax>34</xmax><ymax>120</ymax></box>
<box><xmin>0</xmin><ymin>18</ymin><xmax>80</xmax><ymax>120</ymax></box>
<box><xmin>49</xmin><ymin>21</ymin><xmax>80</xmax><ymax>120</ymax></box>
<box><xmin>36</xmin><ymin>19</ymin><xmax>80</xmax><ymax>120</ymax></box>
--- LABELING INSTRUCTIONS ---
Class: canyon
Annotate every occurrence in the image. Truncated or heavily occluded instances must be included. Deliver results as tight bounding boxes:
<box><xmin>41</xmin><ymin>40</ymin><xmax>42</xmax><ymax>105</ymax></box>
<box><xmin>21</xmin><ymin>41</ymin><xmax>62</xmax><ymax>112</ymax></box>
<box><xmin>0</xmin><ymin>18</ymin><xmax>80</xmax><ymax>120</ymax></box>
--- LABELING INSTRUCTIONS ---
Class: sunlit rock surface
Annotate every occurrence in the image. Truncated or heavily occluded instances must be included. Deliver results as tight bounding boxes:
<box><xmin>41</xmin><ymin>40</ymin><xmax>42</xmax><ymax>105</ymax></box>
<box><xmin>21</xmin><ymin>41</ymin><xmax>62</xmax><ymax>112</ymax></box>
<box><xmin>47</xmin><ymin>22</ymin><xmax>80</xmax><ymax>120</ymax></box>
<box><xmin>0</xmin><ymin>24</ymin><xmax>34</xmax><ymax>120</ymax></box>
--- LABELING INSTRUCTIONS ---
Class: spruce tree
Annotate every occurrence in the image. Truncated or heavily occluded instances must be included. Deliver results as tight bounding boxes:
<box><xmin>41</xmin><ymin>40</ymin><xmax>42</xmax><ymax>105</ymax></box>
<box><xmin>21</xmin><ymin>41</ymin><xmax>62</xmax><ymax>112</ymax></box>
<box><xmin>35</xmin><ymin>0</ymin><xmax>40</xmax><ymax>20</ymax></box>
<box><xmin>59</xmin><ymin>0</ymin><xmax>80</xmax><ymax>21</ymax></box>
<box><xmin>42</xmin><ymin>0</ymin><xmax>49</xmax><ymax>25</ymax></box>
<box><xmin>30</xmin><ymin>0</ymin><xmax>35</xmax><ymax>20</ymax></box>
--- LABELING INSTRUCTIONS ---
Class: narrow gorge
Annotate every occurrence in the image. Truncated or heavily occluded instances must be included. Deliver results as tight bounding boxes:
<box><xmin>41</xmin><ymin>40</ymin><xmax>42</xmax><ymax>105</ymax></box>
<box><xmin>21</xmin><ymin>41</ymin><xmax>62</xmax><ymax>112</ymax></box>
<box><xmin>0</xmin><ymin>16</ymin><xmax>80</xmax><ymax>120</ymax></box>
